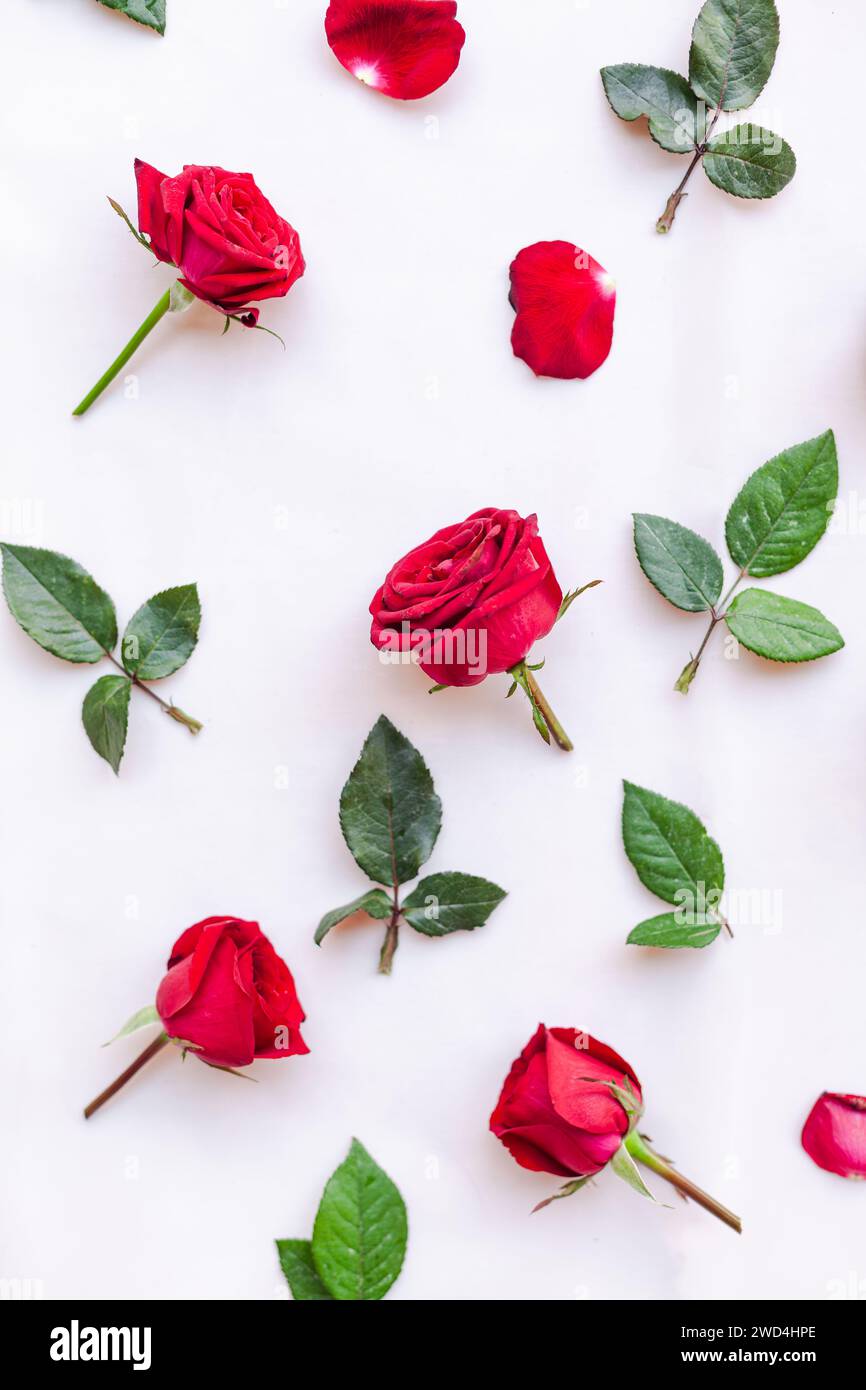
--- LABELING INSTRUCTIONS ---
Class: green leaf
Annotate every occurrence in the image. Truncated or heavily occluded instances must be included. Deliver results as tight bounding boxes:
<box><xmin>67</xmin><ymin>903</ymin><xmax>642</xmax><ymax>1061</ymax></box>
<box><xmin>622</xmin><ymin>781</ymin><xmax>724</xmax><ymax>910</ymax></box>
<box><xmin>689</xmin><ymin>0</ymin><xmax>780</xmax><ymax>110</ymax></box>
<box><xmin>275</xmin><ymin>1240</ymin><xmax>334</xmax><ymax>1301</ymax></box>
<box><xmin>725</xmin><ymin>431</ymin><xmax>838</xmax><ymax>577</ymax></box>
<box><xmin>103</xmin><ymin>1003</ymin><xmax>159</xmax><ymax>1046</ymax></box>
<box><xmin>633</xmin><ymin>514</ymin><xmax>723</xmax><ymax>612</ymax></box>
<box><xmin>725</xmin><ymin>589</ymin><xmax>844</xmax><ymax>662</ymax></box>
<box><xmin>402</xmin><ymin>872</ymin><xmax>507</xmax><ymax>937</ymax></box>
<box><xmin>600</xmin><ymin>65</ymin><xmax>703</xmax><ymax>152</ymax></box>
<box><xmin>339</xmin><ymin>715</ymin><xmax>442</xmax><ymax>887</ymax></box>
<box><xmin>627</xmin><ymin>912</ymin><xmax>722</xmax><ymax>949</ymax></box>
<box><xmin>96</xmin><ymin>0</ymin><xmax>166</xmax><ymax>35</ymax></box>
<box><xmin>610</xmin><ymin>1143</ymin><xmax>657</xmax><ymax>1201</ymax></box>
<box><xmin>703</xmin><ymin>126</ymin><xmax>796</xmax><ymax>199</ymax></box>
<box><xmin>311</xmin><ymin>1139</ymin><xmax>408</xmax><ymax>1301</ymax></box>
<box><xmin>82</xmin><ymin>675</ymin><xmax>132</xmax><ymax>774</ymax></box>
<box><xmin>122</xmin><ymin>584</ymin><xmax>201</xmax><ymax>680</ymax></box>
<box><xmin>1</xmin><ymin>544</ymin><xmax>117</xmax><ymax>663</ymax></box>
<box><xmin>314</xmin><ymin>888</ymin><xmax>392</xmax><ymax>946</ymax></box>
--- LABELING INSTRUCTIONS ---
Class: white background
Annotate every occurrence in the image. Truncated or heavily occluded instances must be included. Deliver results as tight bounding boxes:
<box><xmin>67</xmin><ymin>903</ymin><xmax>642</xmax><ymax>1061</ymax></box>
<box><xmin>1</xmin><ymin>0</ymin><xmax>865</xmax><ymax>1302</ymax></box>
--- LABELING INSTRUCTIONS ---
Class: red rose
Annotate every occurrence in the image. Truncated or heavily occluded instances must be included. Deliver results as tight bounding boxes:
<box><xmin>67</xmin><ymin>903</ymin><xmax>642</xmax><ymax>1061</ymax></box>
<box><xmin>802</xmin><ymin>1092</ymin><xmax>866</xmax><ymax>1179</ymax></box>
<box><xmin>509</xmin><ymin>241</ymin><xmax>616</xmax><ymax>380</ymax></box>
<box><xmin>134</xmin><ymin>159</ymin><xmax>305</xmax><ymax>322</ymax></box>
<box><xmin>370</xmin><ymin>508</ymin><xmax>562</xmax><ymax>687</ymax></box>
<box><xmin>490</xmin><ymin>1025</ymin><xmax>641</xmax><ymax>1177</ymax></box>
<box><xmin>325</xmin><ymin>0</ymin><xmax>466</xmax><ymax>101</ymax></box>
<box><xmin>156</xmin><ymin>916</ymin><xmax>308</xmax><ymax>1068</ymax></box>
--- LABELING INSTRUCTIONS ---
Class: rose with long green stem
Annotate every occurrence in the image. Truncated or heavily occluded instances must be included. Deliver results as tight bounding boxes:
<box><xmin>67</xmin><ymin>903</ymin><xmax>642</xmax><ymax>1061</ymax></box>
<box><xmin>73</xmin><ymin>159</ymin><xmax>305</xmax><ymax>416</ymax></box>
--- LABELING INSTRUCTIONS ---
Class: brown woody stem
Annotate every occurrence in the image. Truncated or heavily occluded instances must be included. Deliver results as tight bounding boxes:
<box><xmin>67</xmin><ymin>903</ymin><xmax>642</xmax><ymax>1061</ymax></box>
<box><xmin>83</xmin><ymin>1033</ymin><xmax>169</xmax><ymax>1120</ymax></box>
<box><xmin>378</xmin><ymin>899</ymin><xmax>401</xmax><ymax>976</ymax></box>
<box><xmin>625</xmin><ymin>1130</ymin><xmax>741</xmax><ymax>1234</ymax></box>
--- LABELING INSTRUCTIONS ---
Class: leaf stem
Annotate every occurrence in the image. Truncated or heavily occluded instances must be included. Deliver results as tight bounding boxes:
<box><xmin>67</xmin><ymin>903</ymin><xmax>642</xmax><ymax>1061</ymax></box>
<box><xmin>104</xmin><ymin>651</ymin><xmax>202</xmax><ymax>733</ymax></box>
<box><xmin>83</xmin><ymin>1032</ymin><xmax>168</xmax><ymax>1119</ymax></box>
<box><xmin>378</xmin><ymin>898</ymin><xmax>401</xmax><ymax>975</ymax></box>
<box><xmin>674</xmin><ymin>570</ymin><xmax>745</xmax><ymax>694</ymax></box>
<box><xmin>625</xmin><ymin>1130</ymin><xmax>741</xmax><ymax>1233</ymax></box>
<box><xmin>72</xmin><ymin>288</ymin><xmax>172</xmax><ymax>416</ymax></box>
<box><xmin>656</xmin><ymin>107</ymin><xmax>723</xmax><ymax>233</ymax></box>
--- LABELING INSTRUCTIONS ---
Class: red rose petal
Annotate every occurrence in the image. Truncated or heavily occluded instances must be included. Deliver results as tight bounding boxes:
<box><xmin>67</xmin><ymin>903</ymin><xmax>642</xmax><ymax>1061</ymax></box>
<box><xmin>802</xmin><ymin>1092</ymin><xmax>866</xmax><ymax>1179</ymax></box>
<box><xmin>509</xmin><ymin>240</ymin><xmax>616</xmax><ymax>380</ymax></box>
<box><xmin>325</xmin><ymin>0</ymin><xmax>466</xmax><ymax>101</ymax></box>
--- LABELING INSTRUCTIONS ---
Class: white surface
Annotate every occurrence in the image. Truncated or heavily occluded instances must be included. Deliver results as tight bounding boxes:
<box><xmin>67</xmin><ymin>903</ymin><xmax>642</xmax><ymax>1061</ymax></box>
<box><xmin>1</xmin><ymin>0</ymin><xmax>865</xmax><ymax>1302</ymax></box>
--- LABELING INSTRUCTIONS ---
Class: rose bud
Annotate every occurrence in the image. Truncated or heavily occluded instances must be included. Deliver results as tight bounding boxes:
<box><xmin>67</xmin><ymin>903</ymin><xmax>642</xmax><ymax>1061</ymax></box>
<box><xmin>73</xmin><ymin>161</ymin><xmax>305</xmax><ymax>416</ymax></box>
<box><xmin>370</xmin><ymin>508</ymin><xmax>600</xmax><ymax>750</ymax></box>
<box><xmin>325</xmin><ymin>0</ymin><xmax>466</xmax><ymax>101</ymax></box>
<box><xmin>84</xmin><ymin>917</ymin><xmax>308</xmax><ymax>1119</ymax></box>
<box><xmin>802</xmin><ymin>1092</ymin><xmax>866</xmax><ymax>1179</ymax></box>
<box><xmin>509</xmin><ymin>241</ymin><xmax>616</xmax><ymax>380</ymax></box>
<box><xmin>491</xmin><ymin>1025</ymin><xmax>741</xmax><ymax>1231</ymax></box>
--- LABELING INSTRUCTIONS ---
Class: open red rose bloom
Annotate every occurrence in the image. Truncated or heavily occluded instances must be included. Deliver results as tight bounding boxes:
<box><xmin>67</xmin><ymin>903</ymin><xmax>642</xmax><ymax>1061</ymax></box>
<box><xmin>802</xmin><ymin>1092</ymin><xmax>866</xmax><ymax>1179</ymax></box>
<box><xmin>325</xmin><ymin>0</ymin><xmax>466</xmax><ymax>100</ymax></box>
<box><xmin>135</xmin><ymin>159</ymin><xmax>305</xmax><ymax>323</ymax></box>
<box><xmin>509</xmin><ymin>241</ymin><xmax>616</xmax><ymax>380</ymax></box>
<box><xmin>490</xmin><ymin>1025</ymin><xmax>641</xmax><ymax>1177</ymax></box>
<box><xmin>156</xmin><ymin>916</ymin><xmax>308</xmax><ymax>1069</ymax></box>
<box><xmin>370</xmin><ymin>508</ymin><xmax>561</xmax><ymax>686</ymax></box>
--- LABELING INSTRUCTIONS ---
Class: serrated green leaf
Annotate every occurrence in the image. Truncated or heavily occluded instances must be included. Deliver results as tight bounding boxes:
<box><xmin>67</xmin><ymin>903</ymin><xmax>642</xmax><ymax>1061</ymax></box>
<box><xmin>600</xmin><ymin>65</ymin><xmax>703</xmax><ymax>152</ymax></box>
<box><xmin>610</xmin><ymin>1143</ymin><xmax>657</xmax><ymax>1201</ymax></box>
<box><xmin>724</xmin><ymin>431</ymin><xmax>837</xmax><ymax>577</ymax></box>
<box><xmin>315</xmin><ymin>888</ymin><xmax>392</xmax><ymax>946</ymax></box>
<box><xmin>627</xmin><ymin>912</ymin><xmax>722</xmax><ymax>949</ymax></box>
<box><xmin>725</xmin><ymin>589</ymin><xmax>844</xmax><ymax>662</ymax></box>
<box><xmin>1</xmin><ymin>544</ymin><xmax>117</xmax><ymax>663</ymax></box>
<box><xmin>275</xmin><ymin>1239</ymin><xmax>334</xmax><ymax>1301</ymax></box>
<box><xmin>703</xmin><ymin>126</ymin><xmax>795</xmax><ymax>199</ymax></box>
<box><xmin>402</xmin><ymin>872</ymin><xmax>506</xmax><ymax>937</ymax></box>
<box><xmin>82</xmin><ymin>674</ymin><xmax>131</xmax><ymax>774</ymax></box>
<box><xmin>633</xmin><ymin>514</ymin><xmax>723</xmax><ymax>612</ymax></box>
<box><xmin>312</xmin><ymin>1139</ymin><xmax>407</xmax><ymax>1301</ymax></box>
<box><xmin>622</xmin><ymin>781</ymin><xmax>724</xmax><ymax>910</ymax></box>
<box><xmin>103</xmin><ymin>1003</ymin><xmax>159</xmax><ymax>1046</ymax></box>
<box><xmin>689</xmin><ymin>0</ymin><xmax>779</xmax><ymax>111</ymax></box>
<box><xmin>97</xmin><ymin>0</ymin><xmax>166</xmax><ymax>35</ymax></box>
<box><xmin>122</xmin><ymin>584</ymin><xmax>200</xmax><ymax>680</ymax></box>
<box><xmin>339</xmin><ymin>716</ymin><xmax>442</xmax><ymax>887</ymax></box>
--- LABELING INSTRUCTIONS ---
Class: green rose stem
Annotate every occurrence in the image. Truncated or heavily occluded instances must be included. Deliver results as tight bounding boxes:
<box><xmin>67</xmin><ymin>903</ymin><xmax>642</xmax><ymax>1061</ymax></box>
<box><xmin>675</xmin><ymin>570</ymin><xmax>746</xmax><ymax>694</ymax></box>
<box><xmin>525</xmin><ymin>669</ymin><xmax>572</xmax><ymax>751</ymax></box>
<box><xmin>508</xmin><ymin>661</ymin><xmax>573</xmax><ymax>751</ymax></box>
<box><xmin>104</xmin><ymin>650</ymin><xmax>202</xmax><ymax>734</ymax></box>
<box><xmin>625</xmin><ymin>1130</ymin><xmax>742</xmax><ymax>1233</ymax></box>
<box><xmin>83</xmin><ymin>1032</ymin><xmax>168</xmax><ymax>1120</ymax></box>
<box><xmin>657</xmin><ymin>108</ymin><xmax>722</xmax><ymax>233</ymax></box>
<box><xmin>72</xmin><ymin>288</ymin><xmax>172</xmax><ymax>417</ymax></box>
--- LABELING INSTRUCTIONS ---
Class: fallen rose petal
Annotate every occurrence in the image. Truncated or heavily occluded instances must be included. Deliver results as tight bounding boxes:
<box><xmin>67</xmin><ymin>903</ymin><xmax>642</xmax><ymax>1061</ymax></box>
<box><xmin>509</xmin><ymin>241</ymin><xmax>616</xmax><ymax>380</ymax></box>
<box><xmin>802</xmin><ymin>1092</ymin><xmax>866</xmax><ymax>1179</ymax></box>
<box><xmin>325</xmin><ymin>0</ymin><xmax>466</xmax><ymax>100</ymax></box>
